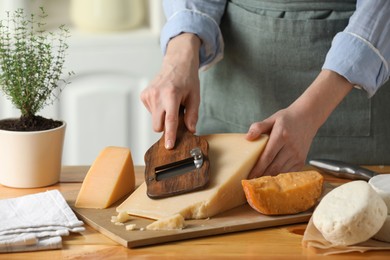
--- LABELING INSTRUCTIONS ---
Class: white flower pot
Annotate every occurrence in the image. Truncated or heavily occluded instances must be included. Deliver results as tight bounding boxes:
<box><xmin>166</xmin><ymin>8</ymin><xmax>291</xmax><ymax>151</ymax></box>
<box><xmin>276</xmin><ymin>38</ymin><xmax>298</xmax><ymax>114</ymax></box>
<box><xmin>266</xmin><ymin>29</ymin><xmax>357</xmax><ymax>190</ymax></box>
<box><xmin>0</xmin><ymin>121</ymin><xmax>66</xmax><ymax>188</ymax></box>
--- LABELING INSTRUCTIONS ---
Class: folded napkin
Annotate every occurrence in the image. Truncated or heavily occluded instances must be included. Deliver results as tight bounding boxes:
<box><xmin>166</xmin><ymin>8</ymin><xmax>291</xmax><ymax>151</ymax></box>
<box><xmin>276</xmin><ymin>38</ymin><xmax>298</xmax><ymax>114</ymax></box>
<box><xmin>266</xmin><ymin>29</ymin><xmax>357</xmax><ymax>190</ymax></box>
<box><xmin>0</xmin><ymin>189</ymin><xmax>85</xmax><ymax>253</ymax></box>
<box><xmin>302</xmin><ymin>217</ymin><xmax>390</xmax><ymax>255</ymax></box>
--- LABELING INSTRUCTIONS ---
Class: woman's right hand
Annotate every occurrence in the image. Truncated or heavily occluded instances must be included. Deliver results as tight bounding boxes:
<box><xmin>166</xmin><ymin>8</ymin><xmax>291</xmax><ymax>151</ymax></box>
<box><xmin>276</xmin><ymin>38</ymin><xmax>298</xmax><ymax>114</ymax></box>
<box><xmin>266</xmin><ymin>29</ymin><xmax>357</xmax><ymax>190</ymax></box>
<box><xmin>140</xmin><ymin>33</ymin><xmax>202</xmax><ymax>149</ymax></box>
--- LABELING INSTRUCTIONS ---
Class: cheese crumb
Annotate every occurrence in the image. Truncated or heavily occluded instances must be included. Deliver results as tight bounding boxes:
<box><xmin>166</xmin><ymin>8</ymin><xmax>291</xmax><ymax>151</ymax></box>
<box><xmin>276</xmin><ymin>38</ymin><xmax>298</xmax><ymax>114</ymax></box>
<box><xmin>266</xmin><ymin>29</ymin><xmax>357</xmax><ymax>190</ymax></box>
<box><xmin>126</xmin><ymin>224</ymin><xmax>137</xmax><ymax>231</ymax></box>
<box><xmin>116</xmin><ymin>211</ymin><xmax>132</xmax><ymax>223</ymax></box>
<box><xmin>112</xmin><ymin>212</ymin><xmax>132</xmax><ymax>226</ymax></box>
<box><xmin>146</xmin><ymin>213</ymin><xmax>186</xmax><ymax>231</ymax></box>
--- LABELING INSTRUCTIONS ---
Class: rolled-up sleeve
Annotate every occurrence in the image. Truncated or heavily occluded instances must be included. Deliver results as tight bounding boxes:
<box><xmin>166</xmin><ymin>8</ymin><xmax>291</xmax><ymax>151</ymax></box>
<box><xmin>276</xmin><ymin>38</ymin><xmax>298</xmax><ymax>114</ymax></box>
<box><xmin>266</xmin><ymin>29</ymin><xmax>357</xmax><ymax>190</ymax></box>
<box><xmin>160</xmin><ymin>0</ymin><xmax>227</xmax><ymax>70</ymax></box>
<box><xmin>323</xmin><ymin>0</ymin><xmax>390</xmax><ymax>97</ymax></box>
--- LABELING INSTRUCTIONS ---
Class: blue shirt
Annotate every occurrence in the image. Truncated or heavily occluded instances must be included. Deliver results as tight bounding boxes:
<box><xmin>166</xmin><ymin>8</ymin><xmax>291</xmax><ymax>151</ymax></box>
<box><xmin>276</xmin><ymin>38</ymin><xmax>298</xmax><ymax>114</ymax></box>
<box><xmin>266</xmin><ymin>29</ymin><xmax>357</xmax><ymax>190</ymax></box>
<box><xmin>160</xmin><ymin>0</ymin><xmax>390</xmax><ymax>98</ymax></box>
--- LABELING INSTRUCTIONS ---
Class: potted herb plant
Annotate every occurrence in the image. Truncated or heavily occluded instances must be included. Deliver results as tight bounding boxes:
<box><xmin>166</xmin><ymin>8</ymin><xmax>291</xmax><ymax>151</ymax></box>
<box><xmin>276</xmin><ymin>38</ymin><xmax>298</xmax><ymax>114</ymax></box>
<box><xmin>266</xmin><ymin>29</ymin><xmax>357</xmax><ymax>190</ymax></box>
<box><xmin>0</xmin><ymin>8</ymin><xmax>72</xmax><ymax>188</ymax></box>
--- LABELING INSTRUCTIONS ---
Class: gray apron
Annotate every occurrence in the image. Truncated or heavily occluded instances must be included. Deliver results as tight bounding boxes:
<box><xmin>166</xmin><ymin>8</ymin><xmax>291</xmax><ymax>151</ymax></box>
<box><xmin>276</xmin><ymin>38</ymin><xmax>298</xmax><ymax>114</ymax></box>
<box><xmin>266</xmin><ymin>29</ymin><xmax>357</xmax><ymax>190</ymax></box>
<box><xmin>198</xmin><ymin>0</ymin><xmax>390</xmax><ymax>165</ymax></box>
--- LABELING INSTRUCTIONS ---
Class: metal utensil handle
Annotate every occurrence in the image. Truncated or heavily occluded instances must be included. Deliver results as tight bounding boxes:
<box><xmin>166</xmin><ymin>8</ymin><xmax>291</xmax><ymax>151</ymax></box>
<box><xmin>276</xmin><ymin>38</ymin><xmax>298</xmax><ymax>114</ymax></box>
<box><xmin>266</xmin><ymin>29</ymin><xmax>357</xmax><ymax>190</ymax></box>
<box><xmin>309</xmin><ymin>159</ymin><xmax>378</xmax><ymax>181</ymax></box>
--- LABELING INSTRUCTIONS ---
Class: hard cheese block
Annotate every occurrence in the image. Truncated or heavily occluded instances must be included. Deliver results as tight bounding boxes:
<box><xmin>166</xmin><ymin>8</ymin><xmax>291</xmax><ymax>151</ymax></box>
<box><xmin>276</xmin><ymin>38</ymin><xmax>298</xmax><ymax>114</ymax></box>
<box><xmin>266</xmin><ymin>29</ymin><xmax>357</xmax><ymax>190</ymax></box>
<box><xmin>75</xmin><ymin>146</ymin><xmax>135</xmax><ymax>209</ymax></box>
<box><xmin>116</xmin><ymin>134</ymin><xmax>268</xmax><ymax>220</ymax></box>
<box><xmin>242</xmin><ymin>171</ymin><xmax>324</xmax><ymax>215</ymax></box>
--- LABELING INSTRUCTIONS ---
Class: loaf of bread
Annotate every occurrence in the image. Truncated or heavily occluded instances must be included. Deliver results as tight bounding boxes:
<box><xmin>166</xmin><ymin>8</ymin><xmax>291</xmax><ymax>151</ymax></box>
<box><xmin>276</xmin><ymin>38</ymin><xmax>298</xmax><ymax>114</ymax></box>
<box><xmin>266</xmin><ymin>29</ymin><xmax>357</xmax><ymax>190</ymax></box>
<box><xmin>241</xmin><ymin>171</ymin><xmax>324</xmax><ymax>215</ymax></box>
<box><xmin>313</xmin><ymin>181</ymin><xmax>387</xmax><ymax>246</ymax></box>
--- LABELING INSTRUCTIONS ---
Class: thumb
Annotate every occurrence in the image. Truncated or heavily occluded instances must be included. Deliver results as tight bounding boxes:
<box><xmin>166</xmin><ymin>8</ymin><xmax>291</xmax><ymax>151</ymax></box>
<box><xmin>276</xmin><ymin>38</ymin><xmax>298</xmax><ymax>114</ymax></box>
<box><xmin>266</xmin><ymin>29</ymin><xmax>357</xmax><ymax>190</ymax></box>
<box><xmin>246</xmin><ymin>119</ymin><xmax>274</xmax><ymax>141</ymax></box>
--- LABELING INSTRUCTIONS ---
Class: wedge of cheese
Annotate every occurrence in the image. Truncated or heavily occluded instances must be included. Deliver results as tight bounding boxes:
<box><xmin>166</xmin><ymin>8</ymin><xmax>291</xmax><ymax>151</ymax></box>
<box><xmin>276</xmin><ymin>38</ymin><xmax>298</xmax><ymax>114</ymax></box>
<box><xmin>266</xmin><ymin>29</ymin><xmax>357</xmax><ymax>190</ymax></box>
<box><xmin>242</xmin><ymin>171</ymin><xmax>324</xmax><ymax>215</ymax></box>
<box><xmin>75</xmin><ymin>146</ymin><xmax>135</xmax><ymax>209</ymax></box>
<box><xmin>116</xmin><ymin>134</ymin><xmax>268</xmax><ymax>220</ymax></box>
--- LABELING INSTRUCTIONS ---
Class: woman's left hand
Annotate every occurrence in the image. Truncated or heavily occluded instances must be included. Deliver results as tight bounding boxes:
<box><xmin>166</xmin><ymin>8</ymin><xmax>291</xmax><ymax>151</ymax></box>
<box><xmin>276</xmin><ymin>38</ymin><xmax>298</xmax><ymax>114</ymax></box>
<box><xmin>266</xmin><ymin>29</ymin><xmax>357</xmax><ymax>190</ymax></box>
<box><xmin>246</xmin><ymin>69</ymin><xmax>354</xmax><ymax>179</ymax></box>
<box><xmin>246</xmin><ymin>106</ymin><xmax>317</xmax><ymax>178</ymax></box>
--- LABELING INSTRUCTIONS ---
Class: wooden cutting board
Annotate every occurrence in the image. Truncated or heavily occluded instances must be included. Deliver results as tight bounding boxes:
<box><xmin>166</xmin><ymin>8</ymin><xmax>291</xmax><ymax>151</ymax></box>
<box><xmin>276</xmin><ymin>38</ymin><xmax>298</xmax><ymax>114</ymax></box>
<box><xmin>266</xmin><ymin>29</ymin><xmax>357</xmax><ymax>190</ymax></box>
<box><xmin>63</xmin><ymin>187</ymin><xmax>327</xmax><ymax>248</ymax></box>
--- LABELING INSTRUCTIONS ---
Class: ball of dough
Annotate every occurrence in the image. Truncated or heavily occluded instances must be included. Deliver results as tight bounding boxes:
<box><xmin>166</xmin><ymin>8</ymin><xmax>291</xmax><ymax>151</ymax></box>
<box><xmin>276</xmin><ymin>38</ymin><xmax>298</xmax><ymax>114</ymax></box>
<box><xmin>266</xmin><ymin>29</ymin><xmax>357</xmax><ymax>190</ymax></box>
<box><xmin>369</xmin><ymin>174</ymin><xmax>390</xmax><ymax>214</ymax></box>
<box><xmin>313</xmin><ymin>181</ymin><xmax>387</xmax><ymax>246</ymax></box>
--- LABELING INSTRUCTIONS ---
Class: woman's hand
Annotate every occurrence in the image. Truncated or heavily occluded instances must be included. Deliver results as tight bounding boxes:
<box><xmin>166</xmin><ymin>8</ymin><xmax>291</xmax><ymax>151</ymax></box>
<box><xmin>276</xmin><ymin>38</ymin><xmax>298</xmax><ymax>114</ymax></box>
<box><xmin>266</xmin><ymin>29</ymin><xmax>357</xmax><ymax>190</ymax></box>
<box><xmin>247</xmin><ymin>70</ymin><xmax>354</xmax><ymax>178</ymax></box>
<box><xmin>140</xmin><ymin>33</ymin><xmax>201</xmax><ymax>149</ymax></box>
<box><xmin>246</xmin><ymin>107</ymin><xmax>317</xmax><ymax>178</ymax></box>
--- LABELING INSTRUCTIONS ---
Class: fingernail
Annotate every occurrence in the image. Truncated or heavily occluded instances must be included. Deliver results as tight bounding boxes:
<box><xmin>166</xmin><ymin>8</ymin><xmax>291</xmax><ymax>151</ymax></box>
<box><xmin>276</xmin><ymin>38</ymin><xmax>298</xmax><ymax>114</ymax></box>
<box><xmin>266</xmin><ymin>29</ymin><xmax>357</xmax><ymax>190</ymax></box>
<box><xmin>165</xmin><ymin>139</ymin><xmax>173</xmax><ymax>149</ymax></box>
<box><xmin>190</xmin><ymin>122</ymin><xmax>196</xmax><ymax>133</ymax></box>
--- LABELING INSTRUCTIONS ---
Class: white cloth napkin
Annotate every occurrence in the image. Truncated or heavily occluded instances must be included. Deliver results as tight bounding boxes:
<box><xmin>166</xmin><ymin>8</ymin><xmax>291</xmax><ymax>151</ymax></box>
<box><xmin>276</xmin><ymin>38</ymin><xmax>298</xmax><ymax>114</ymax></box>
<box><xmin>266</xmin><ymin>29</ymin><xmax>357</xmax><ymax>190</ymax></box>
<box><xmin>0</xmin><ymin>189</ymin><xmax>84</xmax><ymax>253</ymax></box>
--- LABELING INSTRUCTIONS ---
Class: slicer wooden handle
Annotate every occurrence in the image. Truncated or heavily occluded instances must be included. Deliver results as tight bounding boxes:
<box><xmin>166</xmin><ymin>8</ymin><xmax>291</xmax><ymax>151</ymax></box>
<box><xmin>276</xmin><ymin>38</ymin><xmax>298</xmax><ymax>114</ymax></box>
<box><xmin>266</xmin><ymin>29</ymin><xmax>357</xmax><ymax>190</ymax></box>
<box><xmin>144</xmin><ymin>106</ymin><xmax>210</xmax><ymax>199</ymax></box>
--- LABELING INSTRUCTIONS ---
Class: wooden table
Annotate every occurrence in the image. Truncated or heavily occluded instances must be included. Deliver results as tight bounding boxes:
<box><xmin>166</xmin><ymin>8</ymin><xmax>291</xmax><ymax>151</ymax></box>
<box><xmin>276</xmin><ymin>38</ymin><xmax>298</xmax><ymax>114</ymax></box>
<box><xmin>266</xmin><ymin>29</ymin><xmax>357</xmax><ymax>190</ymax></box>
<box><xmin>0</xmin><ymin>165</ymin><xmax>389</xmax><ymax>259</ymax></box>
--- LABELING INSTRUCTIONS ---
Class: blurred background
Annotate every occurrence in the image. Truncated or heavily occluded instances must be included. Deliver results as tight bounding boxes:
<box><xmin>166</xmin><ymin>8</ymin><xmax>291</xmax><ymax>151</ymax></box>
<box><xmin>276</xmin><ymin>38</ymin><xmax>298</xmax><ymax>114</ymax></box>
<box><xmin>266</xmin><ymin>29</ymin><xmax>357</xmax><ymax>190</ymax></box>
<box><xmin>0</xmin><ymin>0</ymin><xmax>165</xmax><ymax>166</ymax></box>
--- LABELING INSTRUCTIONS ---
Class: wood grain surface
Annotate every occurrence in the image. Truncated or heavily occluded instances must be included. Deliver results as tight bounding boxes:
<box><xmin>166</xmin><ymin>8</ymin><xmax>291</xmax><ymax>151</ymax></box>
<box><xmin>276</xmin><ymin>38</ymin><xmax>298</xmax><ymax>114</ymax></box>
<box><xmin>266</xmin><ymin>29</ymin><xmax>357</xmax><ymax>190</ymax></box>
<box><xmin>1</xmin><ymin>165</ymin><xmax>390</xmax><ymax>259</ymax></box>
<box><xmin>67</xmin><ymin>192</ymin><xmax>314</xmax><ymax>248</ymax></box>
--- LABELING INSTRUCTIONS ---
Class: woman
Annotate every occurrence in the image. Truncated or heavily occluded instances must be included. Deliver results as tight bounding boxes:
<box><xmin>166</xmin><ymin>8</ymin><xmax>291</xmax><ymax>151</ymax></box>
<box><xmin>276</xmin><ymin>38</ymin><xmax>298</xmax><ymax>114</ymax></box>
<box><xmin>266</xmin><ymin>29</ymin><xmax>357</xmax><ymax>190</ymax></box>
<box><xmin>141</xmin><ymin>0</ymin><xmax>390</xmax><ymax>178</ymax></box>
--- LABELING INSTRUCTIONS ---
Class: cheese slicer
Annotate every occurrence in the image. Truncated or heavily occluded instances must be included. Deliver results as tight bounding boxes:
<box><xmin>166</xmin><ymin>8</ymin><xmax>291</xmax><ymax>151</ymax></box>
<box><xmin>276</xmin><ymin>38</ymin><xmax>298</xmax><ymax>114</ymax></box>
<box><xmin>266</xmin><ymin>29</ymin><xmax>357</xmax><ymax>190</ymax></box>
<box><xmin>144</xmin><ymin>106</ymin><xmax>210</xmax><ymax>199</ymax></box>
